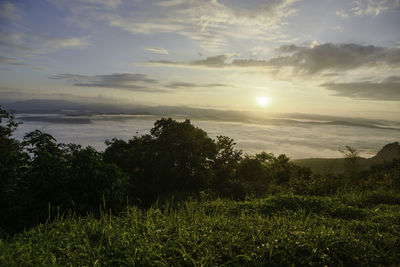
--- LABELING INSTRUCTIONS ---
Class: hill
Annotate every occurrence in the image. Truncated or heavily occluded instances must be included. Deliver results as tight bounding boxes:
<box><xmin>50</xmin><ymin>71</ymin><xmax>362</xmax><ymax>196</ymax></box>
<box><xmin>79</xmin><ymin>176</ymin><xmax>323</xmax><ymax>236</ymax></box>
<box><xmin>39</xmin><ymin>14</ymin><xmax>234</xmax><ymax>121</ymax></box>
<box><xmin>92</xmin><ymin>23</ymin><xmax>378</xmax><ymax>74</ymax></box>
<box><xmin>294</xmin><ymin>142</ymin><xmax>400</xmax><ymax>174</ymax></box>
<box><xmin>1</xmin><ymin>192</ymin><xmax>400</xmax><ymax>266</ymax></box>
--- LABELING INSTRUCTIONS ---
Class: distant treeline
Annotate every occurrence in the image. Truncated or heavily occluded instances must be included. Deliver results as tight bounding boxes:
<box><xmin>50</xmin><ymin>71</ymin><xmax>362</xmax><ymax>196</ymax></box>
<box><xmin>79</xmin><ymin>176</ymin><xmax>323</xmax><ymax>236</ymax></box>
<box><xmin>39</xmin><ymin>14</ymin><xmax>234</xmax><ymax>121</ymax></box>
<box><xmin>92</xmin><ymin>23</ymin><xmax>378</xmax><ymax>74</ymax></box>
<box><xmin>1</xmin><ymin>107</ymin><xmax>399</xmax><ymax>236</ymax></box>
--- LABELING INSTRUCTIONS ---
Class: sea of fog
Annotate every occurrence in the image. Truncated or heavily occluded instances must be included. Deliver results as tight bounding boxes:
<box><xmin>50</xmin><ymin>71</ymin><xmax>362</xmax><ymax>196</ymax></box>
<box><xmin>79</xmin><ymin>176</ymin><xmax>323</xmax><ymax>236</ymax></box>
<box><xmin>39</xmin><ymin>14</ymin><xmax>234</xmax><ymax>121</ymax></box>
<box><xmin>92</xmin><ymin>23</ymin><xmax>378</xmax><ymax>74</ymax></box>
<box><xmin>12</xmin><ymin>114</ymin><xmax>400</xmax><ymax>159</ymax></box>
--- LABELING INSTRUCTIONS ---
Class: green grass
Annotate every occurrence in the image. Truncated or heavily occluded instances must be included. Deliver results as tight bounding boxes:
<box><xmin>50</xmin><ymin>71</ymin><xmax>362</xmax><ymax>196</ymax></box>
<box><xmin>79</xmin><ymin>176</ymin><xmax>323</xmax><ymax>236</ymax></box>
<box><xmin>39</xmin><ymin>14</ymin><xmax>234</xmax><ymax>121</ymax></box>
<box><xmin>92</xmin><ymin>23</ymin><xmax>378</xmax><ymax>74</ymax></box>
<box><xmin>1</xmin><ymin>192</ymin><xmax>400</xmax><ymax>266</ymax></box>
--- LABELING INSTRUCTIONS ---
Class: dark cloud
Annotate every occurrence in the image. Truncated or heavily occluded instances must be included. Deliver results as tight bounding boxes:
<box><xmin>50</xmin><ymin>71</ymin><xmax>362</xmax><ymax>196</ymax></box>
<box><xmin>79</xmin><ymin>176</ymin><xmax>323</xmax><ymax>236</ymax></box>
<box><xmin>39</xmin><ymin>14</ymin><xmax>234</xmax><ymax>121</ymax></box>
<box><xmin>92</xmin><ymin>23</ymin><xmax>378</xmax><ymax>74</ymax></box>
<box><xmin>276</xmin><ymin>44</ymin><xmax>302</xmax><ymax>53</ymax></box>
<box><xmin>165</xmin><ymin>82</ymin><xmax>228</xmax><ymax>89</ymax></box>
<box><xmin>50</xmin><ymin>73</ymin><xmax>164</xmax><ymax>92</ymax></box>
<box><xmin>0</xmin><ymin>55</ymin><xmax>47</xmax><ymax>70</ymax></box>
<box><xmin>150</xmin><ymin>55</ymin><xmax>230</xmax><ymax>68</ymax></box>
<box><xmin>191</xmin><ymin>55</ymin><xmax>230</xmax><ymax>67</ymax></box>
<box><xmin>151</xmin><ymin>43</ymin><xmax>400</xmax><ymax>74</ymax></box>
<box><xmin>0</xmin><ymin>56</ymin><xmax>27</xmax><ymax>66</ymax></box>
<box><xmin>264</xmin><ymin>43</ymin><xmax>390</xmax><ymax>74</ymax></box>
<box><xmin>321</xmin><ymin>76</ymin><xmax>400</xmax><ymax>101</ymax></box>
<box><xmin>50</xmin><ymin>73</ymin><xmax>231</xmax><ymax>93</ymax></box>
<box><xmin>49</xmin><ymin>73</ymin><xmax>91</xmax><ymax>81</ymax></box>
<box><xmin>231</xmin><ymin>43</ymin><xmax>396</xmax><ymax>74</ymax></box>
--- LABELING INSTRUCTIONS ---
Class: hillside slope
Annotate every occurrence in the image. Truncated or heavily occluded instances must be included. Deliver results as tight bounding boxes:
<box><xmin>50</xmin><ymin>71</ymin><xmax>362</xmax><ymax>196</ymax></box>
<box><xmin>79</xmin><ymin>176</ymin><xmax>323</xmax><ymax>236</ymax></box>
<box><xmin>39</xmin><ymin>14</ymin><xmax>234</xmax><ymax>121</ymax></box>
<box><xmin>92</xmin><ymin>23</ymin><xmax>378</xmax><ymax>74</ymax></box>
<box><xmin>1</xmin><ymin>193</ymin><xmax>400</xmax><ymax>266</ymax></box>
<box><xmin>294</xmin><ymin>142</ymin><xmax>400</xmax><ymax>174</ymax></box>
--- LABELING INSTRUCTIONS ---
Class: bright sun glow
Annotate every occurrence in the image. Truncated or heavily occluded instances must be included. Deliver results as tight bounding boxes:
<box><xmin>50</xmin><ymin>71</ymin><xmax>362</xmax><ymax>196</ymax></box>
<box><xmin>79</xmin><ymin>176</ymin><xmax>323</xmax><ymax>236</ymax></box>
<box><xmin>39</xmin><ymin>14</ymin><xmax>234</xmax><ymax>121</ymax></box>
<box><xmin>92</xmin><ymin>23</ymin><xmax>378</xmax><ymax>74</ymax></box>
<box><xmin>256</xmin><ymin>96</ymin><xmax>270</xmax><ymax>107</ymax></box>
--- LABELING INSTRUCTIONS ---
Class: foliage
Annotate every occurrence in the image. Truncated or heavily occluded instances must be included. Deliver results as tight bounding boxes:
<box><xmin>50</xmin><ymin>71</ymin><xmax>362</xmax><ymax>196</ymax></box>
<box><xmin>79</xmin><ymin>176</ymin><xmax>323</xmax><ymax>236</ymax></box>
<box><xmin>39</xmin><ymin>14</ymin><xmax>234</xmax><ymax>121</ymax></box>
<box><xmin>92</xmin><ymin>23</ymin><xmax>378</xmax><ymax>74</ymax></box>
<box><xmin>104</xmin><ymin>118</ymin><xmax>218</xmax><ymax>205</ymax></box>
<box><xmin>1</xmin><ymin>106</ymin><xmax>400</xmax><ymax>241</ymax></box>
<box><xmin>0</xmin><ymin>107</ymin><xmax>27</xmax><ymax>235</ymax></box>
<box><xmin>340</xmin><ymin>145</ymin><xmax>361</xmax><ymax>185</ymax></box>
<box><xmin>0</xmin><ymin>108</ymin><xmax>128</xmax><ymax>234</ymax></box>
<box><xmin>359</xmin><ymin>159</ymin><xmax>400</xmax><ymax>191</ymax></box>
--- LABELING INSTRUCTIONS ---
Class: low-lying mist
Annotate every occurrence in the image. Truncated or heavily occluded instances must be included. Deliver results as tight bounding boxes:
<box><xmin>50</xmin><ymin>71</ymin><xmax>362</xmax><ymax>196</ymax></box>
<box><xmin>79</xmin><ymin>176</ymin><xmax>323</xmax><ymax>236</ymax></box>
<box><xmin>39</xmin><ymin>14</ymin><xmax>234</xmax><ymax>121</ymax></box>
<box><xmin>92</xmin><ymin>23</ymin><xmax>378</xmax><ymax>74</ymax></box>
<box><xmin>12</xmin><ymin>113</ymin><xmax>399</xmax><ymax>159</ymax></box>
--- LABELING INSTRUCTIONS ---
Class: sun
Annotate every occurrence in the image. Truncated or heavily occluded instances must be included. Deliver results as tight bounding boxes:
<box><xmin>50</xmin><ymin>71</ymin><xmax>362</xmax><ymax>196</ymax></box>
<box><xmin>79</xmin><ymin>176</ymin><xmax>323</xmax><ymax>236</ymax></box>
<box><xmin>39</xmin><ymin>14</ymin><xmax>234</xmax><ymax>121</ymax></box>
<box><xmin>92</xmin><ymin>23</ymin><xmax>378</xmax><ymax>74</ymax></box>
<box><xmin>256</xmin><ymin>96</ymin><xmax>270</xmax><ymax>107</ymax></box>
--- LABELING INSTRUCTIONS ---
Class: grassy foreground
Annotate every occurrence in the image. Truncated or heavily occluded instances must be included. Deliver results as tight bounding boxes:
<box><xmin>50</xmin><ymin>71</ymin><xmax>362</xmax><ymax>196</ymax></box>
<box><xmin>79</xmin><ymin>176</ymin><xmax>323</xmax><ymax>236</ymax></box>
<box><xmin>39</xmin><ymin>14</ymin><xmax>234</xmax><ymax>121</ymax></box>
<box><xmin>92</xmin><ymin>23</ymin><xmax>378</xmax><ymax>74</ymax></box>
<box><xmin>1</xmin><ymin>191</ymin><xmax>400</xmax><ymax>266</ymax></box>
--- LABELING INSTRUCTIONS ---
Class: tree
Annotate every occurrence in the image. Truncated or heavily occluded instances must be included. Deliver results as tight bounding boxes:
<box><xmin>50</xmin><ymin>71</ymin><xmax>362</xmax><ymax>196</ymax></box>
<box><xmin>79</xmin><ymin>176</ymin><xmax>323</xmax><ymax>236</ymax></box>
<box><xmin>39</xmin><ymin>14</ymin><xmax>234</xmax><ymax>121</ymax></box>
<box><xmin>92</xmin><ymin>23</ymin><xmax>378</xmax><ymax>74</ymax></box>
<box><xmin>212</xmin><ymin>135</ymin><xmax>242</xmax><ymax>196</ymax></box>
<box><xmin>19</xmin><ymin>130</ymin><xmax>70</xmax><ymax>223</ymax></box>
<box><xmin>0</xmin><ymin>107</ymin><xmax>26</xmax><ymax>190</ymax></box>
<box><xmin>0</xmin><ymin>107</ymin><xmax>27</xmax><ymax>235</ymax></box>
<box><xmin>105</xmin><ymin>118</ymin><xmax>217</xmax><ymax>205</ymax></box>
<box><xmin>340</xmin><ymin>146</ymin><xmax>360</xmax><ymax>185</ymax></box>
<box><xmin>67</xmin><ymin>145</ymin><xmax>128</xmax><ymax>214</ymax></box>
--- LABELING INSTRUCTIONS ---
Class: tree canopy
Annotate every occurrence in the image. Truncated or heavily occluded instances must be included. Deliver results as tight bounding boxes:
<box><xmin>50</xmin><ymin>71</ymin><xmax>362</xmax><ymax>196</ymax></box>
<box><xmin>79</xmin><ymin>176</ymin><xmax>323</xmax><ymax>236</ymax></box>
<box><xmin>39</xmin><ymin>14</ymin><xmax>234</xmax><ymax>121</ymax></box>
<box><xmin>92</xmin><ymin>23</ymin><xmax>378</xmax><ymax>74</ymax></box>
<box><xmin>1</xmin><ymin>106</ymin><xmax>398</xmax><ymax>236</ymax></box>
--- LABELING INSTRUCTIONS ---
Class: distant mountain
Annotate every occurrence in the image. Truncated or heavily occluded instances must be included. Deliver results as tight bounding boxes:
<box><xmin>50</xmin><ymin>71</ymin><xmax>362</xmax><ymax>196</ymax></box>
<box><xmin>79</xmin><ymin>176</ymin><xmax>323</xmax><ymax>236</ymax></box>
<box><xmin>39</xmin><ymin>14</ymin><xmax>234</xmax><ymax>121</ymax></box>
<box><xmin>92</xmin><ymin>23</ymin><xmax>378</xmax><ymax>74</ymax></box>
<box><xmin>2</xmin><ymin>99</ymin><xmax>400</xmax><ymax>131</ymax></box>
<box><xmin>372</xmin><ymin>142</ymin><xmax>400</xmax><ymax>162</ymax></box>
<box><xmin>1</xmin><ymin>99</ymin><xmax>148</xmax><ymax>114</ymax></box>
<box><xmin>294</xmin><ymin>142</ymin><xmax>400</xmax><ymax>174</ymax></box>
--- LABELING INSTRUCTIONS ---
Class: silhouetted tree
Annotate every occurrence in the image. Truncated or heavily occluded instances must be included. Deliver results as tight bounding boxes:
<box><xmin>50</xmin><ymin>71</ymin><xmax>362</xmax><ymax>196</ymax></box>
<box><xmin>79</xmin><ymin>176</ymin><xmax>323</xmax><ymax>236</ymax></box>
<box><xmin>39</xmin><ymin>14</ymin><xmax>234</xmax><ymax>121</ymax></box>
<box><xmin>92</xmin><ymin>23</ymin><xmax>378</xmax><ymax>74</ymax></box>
<box><xmin>0</xmin><ymin>107</ymin><xmax>28</xmax><ymax>235</ymax></box>
<box><xmin>340</xmin><ymin>146</ymin><xmax>360</xmax><ymax>185</ymax></box>
<box><xmin>105</xmin><ymin>118</ymin><xmax>217</xmax><ymax>205</ymax></box>
<box><xmin>18</xmin><ymin>130</ymin><xmax>70</xmax><ymax>224</ymax></box>
<box><xmin>212</xmin><ymin>135</ymin><xmax>242</xmax><ymax>197</ymax></box>
<box><xmin>66</xmin><ymin>145</ymin><xmax>128</xmax><ymax>214</ymax></box>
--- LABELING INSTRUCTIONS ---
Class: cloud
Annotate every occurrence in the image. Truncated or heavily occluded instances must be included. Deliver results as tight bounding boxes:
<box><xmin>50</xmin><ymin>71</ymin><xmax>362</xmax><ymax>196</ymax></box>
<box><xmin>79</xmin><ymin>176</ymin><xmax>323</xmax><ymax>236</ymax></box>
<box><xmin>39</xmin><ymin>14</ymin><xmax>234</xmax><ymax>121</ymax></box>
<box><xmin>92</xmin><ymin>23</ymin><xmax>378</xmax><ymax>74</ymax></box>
<box><xmin>263</xmin><ymin>43</ymin><xmax>394</xmax><ymax>74</ymax></box>
<box><xmin>165</xmin><ymin>82</ymin><xmax>228</xmax><ymax>89</ymax></box>
<box><xmin>0</xmin><ymin>27</ymin><xmax>91</xmax><ymax>67</ymax></box>
<box><xmin>276</xmin><ymin>44</ymin><xmax>303</xmax><ymax>53</ymax></box>
<box><xmin>150</xmin><ymin>54</ymin><xmax>232</xmax><ymax>68</ymax></box>
<box><xmin>336</xmin><ymin>0</ymin><xmax>400</xmax><ymax>18</ymax></box>
<box><xmin>45</xmin><ymin>37</ymin><xmax>91</xmax><ymax>49</ymax></box>
<box><xmin>49</xmin><ymin>0</ymin><xmax>299</xmax><ymax>51</ymax></box>
<box><xmin>0</xmin><ymin>2</ymin><xmax>90</xmax><ymax>59</ymax></box>
<box><xmin>47</xmin><ymin>0</ymin><xmax>122</xmax><ymax>10</ymax></box>
<box><xmin>149</xmin><ymin>43</ymin><xmax>400</xmax><ymax>101</ymax></box>
<box><xmin>145</xmin><ymin>47</ymin><xmax>169</xmax><ymax>54</ymax></box>
<box><xmin>151</xmin><ymin>43</ymin><xmax>400</xmax><ymax>74</ymax></box>
<box><xmin>0</xmin><ymin>1</ymin><xmax>21</xmax><ymax>21</ymax></box>
<box><xmin>0</xmin><ymin>29</ymin><xmax>28</xmax><ymax>51</ymax></box>
<box><xmin>321</xmin><ymin>76</ymin><xmax>400</xmax><ymax>101</ymax></box>
<box><xmin>50</xmin><ymin>73</ymin><xmax>164</xmax><ymax>92</ymax></box>
<box><xmin>50</xmin><ymin>73</ymin><xmax>231</xmax><ymax>93</ymax></box>
<box><xmin>352</xmin><ymin>0</ymin><xmax>400</xmax><ymax>16</ymax></box>
<box><xmin>331</xmin><ymin>26</ymin><xmax>342</xmax><ymax>32</ymax></box>
<box><xmin>155</xmin><ymin>0</ymin><xmax>186</xmax><ymax>7</ymax></box>
<box><xmin>0</xmin><ymin>56</ymin><xmax>27</xmax><ymax>66</ymax></box>
<box><xmin>335</xmin><ymin>10</ymin><xmax>349</xmax><ymax>19</ymax></box>
<box><xmin>49</xmin><ymin>73</ymin><xmax>92</xmax><ymax>81</ymax></box>
<box><xmin>0</xmin><ymin>28</ymin><xmax>90</xmax><ymax>54</ymax></box>
<box><xmin>0</xmin><ymin>55</ymin><xmax>48</xmax><ymax>70</ymax></box>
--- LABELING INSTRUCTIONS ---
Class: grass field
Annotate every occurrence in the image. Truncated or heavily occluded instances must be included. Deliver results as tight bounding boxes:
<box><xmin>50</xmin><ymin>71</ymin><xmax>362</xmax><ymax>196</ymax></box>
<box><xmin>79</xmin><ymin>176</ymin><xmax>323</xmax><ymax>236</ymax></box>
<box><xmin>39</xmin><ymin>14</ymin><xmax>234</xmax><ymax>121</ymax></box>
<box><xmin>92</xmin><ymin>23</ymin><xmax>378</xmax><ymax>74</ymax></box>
<box><xmin>1</xmin><ymin>191</ymin><xmax>400</xmax><ymax>266</ymax></box>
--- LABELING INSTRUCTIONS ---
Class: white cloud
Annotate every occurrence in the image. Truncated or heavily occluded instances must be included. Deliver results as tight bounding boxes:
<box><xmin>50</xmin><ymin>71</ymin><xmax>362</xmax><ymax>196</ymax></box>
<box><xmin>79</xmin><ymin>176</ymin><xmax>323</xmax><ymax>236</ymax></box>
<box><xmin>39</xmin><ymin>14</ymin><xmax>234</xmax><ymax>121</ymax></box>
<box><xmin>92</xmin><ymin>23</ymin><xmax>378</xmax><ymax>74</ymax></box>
<box><xmin>0</xmin><ymin>1</ymin><xmax>20</xmax><ymax>21</ymax></box>
<box><xmin>48</xmin><ymin>0</ymin><xmax>299</xmax><ymax>51</ymax></box>
<box><xmin>0</xmin><ymin>2</ymin><xmax>91</xmax><ymax>69</ymax></box>
<box><xmin>335</xmin><ymin>10</ymin><xmax>349</xmax><ymax>19</ymax></box>
<box><xmin>145</xmin><ymin>47</ymin><xmax>169</xmax><ymax>54</ymax></box>
<box><xmin>352</xmin><ymin>0</ymin><xmax>400</xmax><ymax>16</ymax></box>
<box><xmin>0</xmin><ymin>29</ymin><xmax>91</xmax><ymax>55</ymax></box>
<box><xmin>104</xmin><ymin>14</ymin><xmax>186</xmax><ymax>34</ymax></box>
<box><xmin>332</xmin><ymin>26</ymin><xmax>342</xmax><ymax>32</ymax></box>
<box><xmin>337</xmin><ymin>0</ymin><xmax>400</xmax><ymax>18</ymax></box>
<box><xmin>45</xmin><ymin>37</ymin><xmax>91</xmax><ymax>49</ymax></box>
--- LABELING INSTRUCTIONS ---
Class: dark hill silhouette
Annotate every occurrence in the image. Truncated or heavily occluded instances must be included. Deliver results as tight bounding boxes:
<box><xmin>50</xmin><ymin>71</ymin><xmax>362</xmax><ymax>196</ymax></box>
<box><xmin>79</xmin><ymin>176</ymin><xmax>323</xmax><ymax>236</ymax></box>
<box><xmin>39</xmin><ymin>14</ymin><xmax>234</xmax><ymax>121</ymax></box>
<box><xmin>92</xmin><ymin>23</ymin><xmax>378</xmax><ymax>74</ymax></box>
<box><xmin>372</xmin><ymin>142</ymin><xmax>400</xmax><ymax>162</ymax></box>
<box><xmin>294</xmin><ymin>142</ymin><xmax>400</xmax><ymax>174</ymax></box>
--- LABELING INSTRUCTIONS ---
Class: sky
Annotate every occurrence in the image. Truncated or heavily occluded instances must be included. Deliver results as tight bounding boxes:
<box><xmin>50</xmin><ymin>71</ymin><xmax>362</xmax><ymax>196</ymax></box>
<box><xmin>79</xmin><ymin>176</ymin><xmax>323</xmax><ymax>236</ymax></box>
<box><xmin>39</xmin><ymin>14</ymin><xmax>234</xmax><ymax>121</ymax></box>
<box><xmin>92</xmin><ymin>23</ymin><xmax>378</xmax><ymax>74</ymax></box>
<box><xmin>1</xmin><ymin>0</ymin><xmax>400</xmax><ymax>120</ymax></box>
